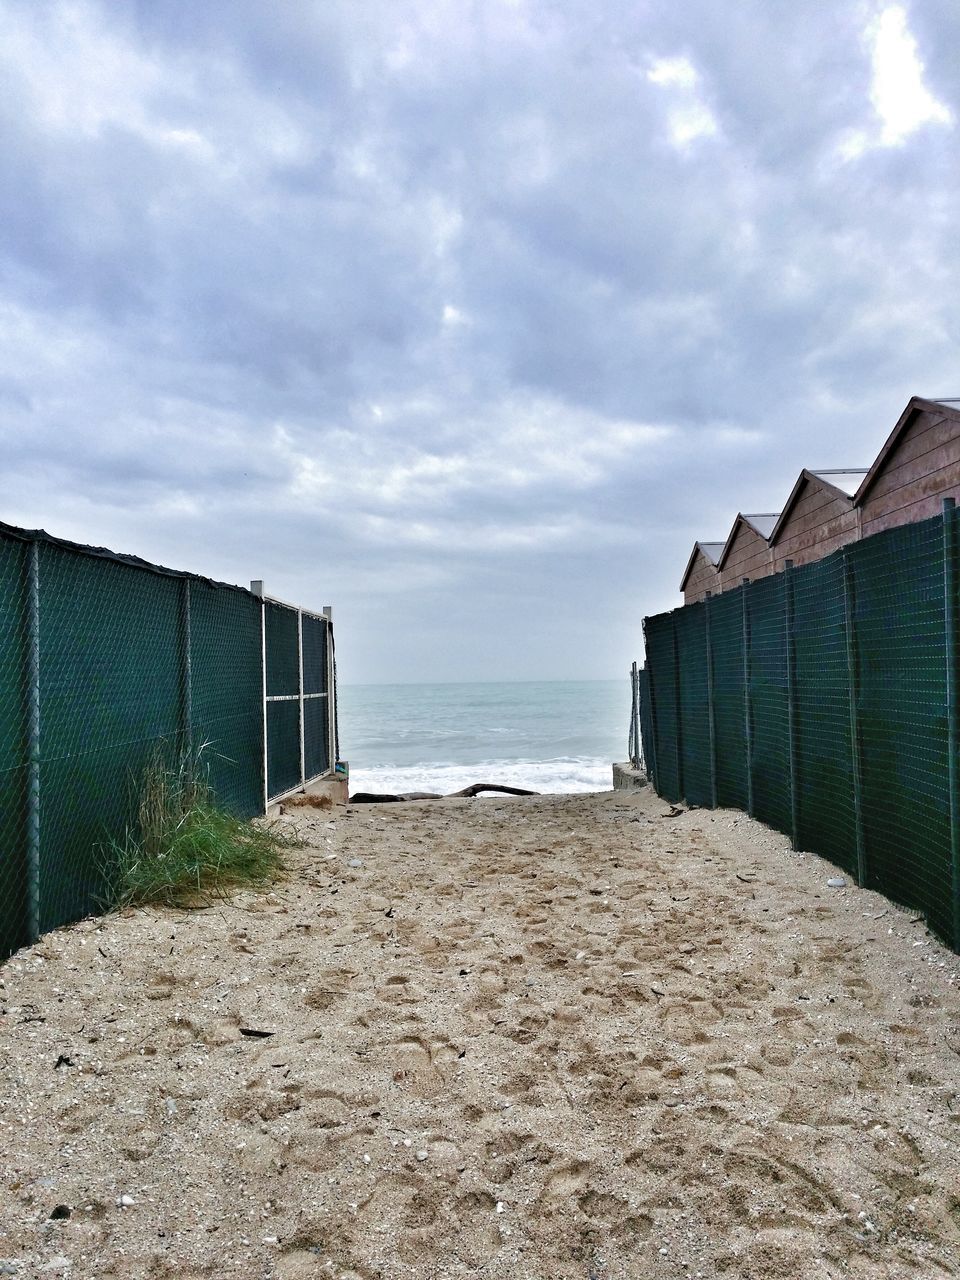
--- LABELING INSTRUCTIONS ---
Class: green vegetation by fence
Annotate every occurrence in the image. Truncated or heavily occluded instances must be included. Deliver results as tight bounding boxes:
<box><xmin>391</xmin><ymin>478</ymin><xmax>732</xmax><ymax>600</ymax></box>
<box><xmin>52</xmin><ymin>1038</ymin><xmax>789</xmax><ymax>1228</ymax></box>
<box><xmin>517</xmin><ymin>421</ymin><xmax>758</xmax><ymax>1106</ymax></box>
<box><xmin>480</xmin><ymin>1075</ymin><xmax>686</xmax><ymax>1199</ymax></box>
<box><xmin>639</xmin><ymin>503</ymin><xmax>960</xmax><ymax>951</ymax></box>
<box><xmin>0</xmin><ymin>522</ymin><xmax>336</xmax><ymax>961</ymax></box>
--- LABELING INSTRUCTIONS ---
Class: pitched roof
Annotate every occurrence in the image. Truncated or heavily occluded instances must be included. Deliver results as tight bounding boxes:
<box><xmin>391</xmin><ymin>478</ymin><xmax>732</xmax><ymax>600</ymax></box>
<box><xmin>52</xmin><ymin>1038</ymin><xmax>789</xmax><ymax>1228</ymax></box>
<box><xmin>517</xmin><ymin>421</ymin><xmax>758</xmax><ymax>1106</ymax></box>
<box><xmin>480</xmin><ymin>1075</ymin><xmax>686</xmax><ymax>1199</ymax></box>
<box><xmin>769</xmin><ymin>468</ymin><xmax>867</xmax><ymax>543</ymax></box>
<box><xmin>679</xmin><ymin>540</ymin><xmax>725</xmax><ymax>592</ymax></box>
<box><xmin>810</xmin><ymin>469</ymin><xmax>868</xmax><ymax>497</ymax></box>
<box><xmin>855</xmin><ymin>396</ymin><xmax>960</xmax><ymax>505</ymax></box>
<box><xmin>716</xmin><ymin>512</ymin><xmax>780</xmax><ymax>570</ymax></box>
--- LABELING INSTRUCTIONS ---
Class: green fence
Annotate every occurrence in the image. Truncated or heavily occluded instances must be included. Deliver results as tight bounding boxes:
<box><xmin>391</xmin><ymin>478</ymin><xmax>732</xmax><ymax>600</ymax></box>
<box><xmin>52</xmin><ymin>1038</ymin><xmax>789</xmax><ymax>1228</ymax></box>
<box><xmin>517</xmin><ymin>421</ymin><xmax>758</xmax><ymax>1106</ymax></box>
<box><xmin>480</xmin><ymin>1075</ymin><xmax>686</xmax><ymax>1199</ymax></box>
<box><xmin>0</xmin><ymin>522</ymin><xmax>337</xmax><ymax>960</ymax></box>
<box><xmin>640</xmin><ymin>503</ymin><xmax>960</xmax><ymax>951</ymax></box>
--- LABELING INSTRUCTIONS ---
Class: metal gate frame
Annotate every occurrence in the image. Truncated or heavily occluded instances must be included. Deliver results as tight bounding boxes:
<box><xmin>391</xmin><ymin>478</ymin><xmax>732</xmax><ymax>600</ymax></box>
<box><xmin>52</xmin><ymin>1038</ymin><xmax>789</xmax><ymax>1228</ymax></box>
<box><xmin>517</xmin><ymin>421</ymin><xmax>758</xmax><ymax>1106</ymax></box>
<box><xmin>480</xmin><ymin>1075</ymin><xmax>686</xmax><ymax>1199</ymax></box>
<box><xmin>252</xmin><ymin>583</ymin><xmax>337</xmax><ymax>806</ymax></box>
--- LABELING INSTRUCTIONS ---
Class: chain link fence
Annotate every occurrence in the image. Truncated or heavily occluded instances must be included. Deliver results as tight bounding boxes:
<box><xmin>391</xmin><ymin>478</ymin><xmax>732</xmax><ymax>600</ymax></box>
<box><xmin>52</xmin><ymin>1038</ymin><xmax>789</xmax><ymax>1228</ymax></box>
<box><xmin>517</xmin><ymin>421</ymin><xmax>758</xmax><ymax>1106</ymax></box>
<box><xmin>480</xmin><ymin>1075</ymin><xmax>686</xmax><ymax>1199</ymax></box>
<box><xmin>0</xmin><ymin>522</ymin><xmax>337</xmax><ymax>960</ymax></box>
<box><xmin>639</xmin><ymin>502</ymin><xmax>960</xmax><ymax>951</ymax></box>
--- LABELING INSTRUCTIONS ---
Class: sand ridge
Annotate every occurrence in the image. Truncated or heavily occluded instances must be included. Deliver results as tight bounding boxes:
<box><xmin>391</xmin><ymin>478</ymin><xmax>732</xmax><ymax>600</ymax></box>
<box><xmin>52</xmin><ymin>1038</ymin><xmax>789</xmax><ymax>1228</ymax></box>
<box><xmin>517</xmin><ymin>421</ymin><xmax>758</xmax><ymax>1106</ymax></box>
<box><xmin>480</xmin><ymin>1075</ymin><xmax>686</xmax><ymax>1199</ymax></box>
<box><xmin>1</xmin><ymin>789</ymin><xmax>960</xmax><ymax>1278</ymax></box>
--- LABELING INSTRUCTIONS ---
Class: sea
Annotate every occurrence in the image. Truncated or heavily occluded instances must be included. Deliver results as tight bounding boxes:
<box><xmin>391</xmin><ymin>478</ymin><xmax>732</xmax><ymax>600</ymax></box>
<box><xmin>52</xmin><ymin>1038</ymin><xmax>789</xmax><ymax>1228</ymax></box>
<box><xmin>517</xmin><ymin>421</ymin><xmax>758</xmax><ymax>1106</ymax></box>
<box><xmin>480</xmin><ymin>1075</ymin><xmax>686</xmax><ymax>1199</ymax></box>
<box><xmin>337</xmin><ymin>679</ymin><xmax>627</xmax><ymax>796</ymax></box>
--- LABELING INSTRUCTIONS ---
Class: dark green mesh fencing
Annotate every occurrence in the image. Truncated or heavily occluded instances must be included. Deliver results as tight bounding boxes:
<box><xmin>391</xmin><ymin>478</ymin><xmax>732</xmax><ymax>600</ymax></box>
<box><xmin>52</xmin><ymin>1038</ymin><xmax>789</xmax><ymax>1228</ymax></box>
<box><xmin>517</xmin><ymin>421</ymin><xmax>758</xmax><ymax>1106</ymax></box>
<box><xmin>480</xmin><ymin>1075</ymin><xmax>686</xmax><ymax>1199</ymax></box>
<box><xmin>0</xmin><ymin>538</ymin><xmax>28</xmax><ymax>956</ymax></box>
<box><xmin>792</xmin><ymin>553</ymin><xmax>857</xmax><ymax>875</ymax></box>
<box><xmin>266</xmin><ymin>601</ymin><xmax>300</xmax><ymax>698</ymax></box>
<box><xmin>302</xmin><ymin>613</ymin><xmax>330</xmax><ymax>779</ymax></box>
<box><xmin>265</xmin><ymin>602</ymin><xmax>301</xmax><ymax>800</ymax></box>
<box><xmin>38</xmin><ymin>544</ymin><xmax>187</xmax><ymax>935</ymax></box>
<box><xmin>853</xmin><ymin>518</ymin><xmax>952</xmax><ymax>941</ymax></box>
<box><xmin>190</xmin><ymin>581</ymin><xmax>264</xmax><ymax>819</ymax></box>
<box><xmin>640</xmin><ymin>508</ymin><xmax>960</xmax><ymax>951</ymax></box>
<box><xmin>302</xmin><ymin>614</ymin><xmax>328</xmax><ymax>695</ymax></box>
<box><xmin>676</xmin><ymin>603</ymin><xmax>713</xmax><ymax>808</ymax></box>
<box><xmin>747</xmin><ymin>573</ymin><xmax>792</xmax><ymax>837</ymax></box>
<box><xmin>263</xmin><ymin>603</ymin><xmax>333</xmax><ymax>801</ymax></box>
<box><xmin>304</xmin><ymin>698</ymin><xmax>330</xmax><ymax>778</ymax></box>
<box><xmin>638</xmin><ymin>667</ymin><xmax>654</xmax><ymax>780</ymax></box>
<box><xmin>0</xmin><ymin>523</ymin><xmax>337</xmax><ymax>960</ymax></box>
<box><xmin>267</xmin><ymin>700</ymin><xmax>301</xmax><ymax>799</ymax></box>
<box><xmin>709</xmin><ymin>588</ymin><xmax>749</xmax><ymax>811</ymax></box>
<box><xmin>644</xmin><ymin>613</ymin><xmax>681</xmax><ymax>803</ymax></box>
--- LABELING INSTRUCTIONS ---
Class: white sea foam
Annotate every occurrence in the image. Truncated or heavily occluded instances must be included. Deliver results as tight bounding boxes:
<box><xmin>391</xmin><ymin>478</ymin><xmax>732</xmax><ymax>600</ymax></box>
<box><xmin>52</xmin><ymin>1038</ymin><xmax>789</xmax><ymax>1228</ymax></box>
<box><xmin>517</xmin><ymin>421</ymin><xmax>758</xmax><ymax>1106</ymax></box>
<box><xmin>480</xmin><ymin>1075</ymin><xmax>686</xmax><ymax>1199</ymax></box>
<box><xmin>346</xmin><ymin>757</ymin><xmax>613</xmax><ymax>796</ymax></box>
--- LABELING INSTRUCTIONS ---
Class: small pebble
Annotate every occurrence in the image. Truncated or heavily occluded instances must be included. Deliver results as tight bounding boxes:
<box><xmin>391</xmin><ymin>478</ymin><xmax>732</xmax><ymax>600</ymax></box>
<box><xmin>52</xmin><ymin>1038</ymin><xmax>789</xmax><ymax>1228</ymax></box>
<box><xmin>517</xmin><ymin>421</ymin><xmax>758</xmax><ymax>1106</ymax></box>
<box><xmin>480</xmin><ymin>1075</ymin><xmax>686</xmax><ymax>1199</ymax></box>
<box><xmin>348</xmin><ymin>859</ymin><xmax>363</xmax><ymax>868</ymax></box>
<box><xmin>116</xmin><ymin>1194</ymin><xmax>135</xmax><ymax>1208</ymax></box>
<box><xmin>416</xmin><ymin>1150</ymin><xmax>428</xmax><ymax>1162</ymax></box>
<box><xmin>827</xmin><ymin>877</ymin><xmax>846</xmax><ymax>888</ymax></box>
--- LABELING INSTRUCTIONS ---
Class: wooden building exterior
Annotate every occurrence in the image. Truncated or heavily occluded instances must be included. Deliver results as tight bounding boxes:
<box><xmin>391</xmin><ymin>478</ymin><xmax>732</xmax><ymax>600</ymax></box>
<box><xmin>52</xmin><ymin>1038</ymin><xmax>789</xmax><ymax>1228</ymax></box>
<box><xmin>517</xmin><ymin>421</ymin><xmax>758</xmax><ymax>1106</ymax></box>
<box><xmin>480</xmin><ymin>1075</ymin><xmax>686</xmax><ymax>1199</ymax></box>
<box><xmin>674</xmin><ymin>395</ymin><xmax>960</xmax><ymax>603</ymax></box>
<box><xmin>717</xmin><ymin>513</ymin><xmax>779</xmax><ymax>591</ymax></box>
<box><xmin>856</xmin><ymin>398</ymin><xmax>960</xmax><ymax>537</ymax></box>
<box><xmin>680</xmin><ymin>541</ymin><xmax>723</xmax><ymax>604</ymax></box>
<box><xmin>769</xmin><ymin>470</ymin><xmax>865</xmax><ymax>573</ymax></box>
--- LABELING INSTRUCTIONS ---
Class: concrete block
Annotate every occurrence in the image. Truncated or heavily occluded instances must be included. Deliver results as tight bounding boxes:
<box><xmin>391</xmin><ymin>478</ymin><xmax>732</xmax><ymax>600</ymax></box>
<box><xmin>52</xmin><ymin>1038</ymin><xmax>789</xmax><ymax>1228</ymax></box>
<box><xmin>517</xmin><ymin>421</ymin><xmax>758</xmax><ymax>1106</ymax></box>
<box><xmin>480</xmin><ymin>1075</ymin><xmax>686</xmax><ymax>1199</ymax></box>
<box><xmin>612</xmin><ymin>761</ymin><xmax>648</xmax><ymax>791</ymax></box>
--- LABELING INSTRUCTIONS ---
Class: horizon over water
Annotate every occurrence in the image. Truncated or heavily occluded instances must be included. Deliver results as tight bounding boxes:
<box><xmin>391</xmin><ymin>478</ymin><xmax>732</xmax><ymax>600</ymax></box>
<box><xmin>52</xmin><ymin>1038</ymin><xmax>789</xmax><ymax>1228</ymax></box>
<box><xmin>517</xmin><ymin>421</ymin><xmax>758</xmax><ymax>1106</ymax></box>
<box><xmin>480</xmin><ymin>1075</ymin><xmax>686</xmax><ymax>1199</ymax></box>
<box><xmin>337</xmin><ymin>678</ymin><xmax>627</xmax><ymax>796</ymax></box>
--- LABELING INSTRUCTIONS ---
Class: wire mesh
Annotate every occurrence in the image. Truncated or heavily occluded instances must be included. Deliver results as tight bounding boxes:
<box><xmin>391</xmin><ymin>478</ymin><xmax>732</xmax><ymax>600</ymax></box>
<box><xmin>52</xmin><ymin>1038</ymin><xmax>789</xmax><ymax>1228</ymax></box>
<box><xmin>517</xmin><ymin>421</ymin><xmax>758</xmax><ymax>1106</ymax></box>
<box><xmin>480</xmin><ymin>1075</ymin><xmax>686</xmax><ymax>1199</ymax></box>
<box><xmin>852</xmin><ymin>516</ymin><xmax>952</xmax><ymax>942</ymax></box>
<box><xmin>265</xmin><ymin>601</ymin><xmax>302</xmax><ymax>800</ymax></box>
<box><xmin>265</xmin><ymin>602</ymin><xmax>299</xmax><ymax>697</ymax></box>
<box><xmin>0</xmin><ymin>537</ymin><xmax>28</xmax><ymax>956</ymax></box>
<box><xmin>302</xmin><ymin>613</ymin><xmax>330</xmax><ymax>782</ymax></box>
<box><xmin>302</xmin><ymin>614</ymin><xmax>328</xmax><ymax>695</ymax></box>
<box><xmin>38</xmin><ymin>543</ymin><xmax>187</xmax><ymax>935</ymax></box>
<box><xmin>266</xmin><ymin>700</ymin><xmax>301</xmax><ymax>799</ymax></box>
<box><xmin>304</xmin><ymin>698</ymin><xmax>330</xmax><ymax>778</ymax></box>
<box><xmin>0</xmin><ymin>524</ymin><xmax>337</xmax><ymax>960</ymax></box>
<box><xmin>642</xmin><ymin>506</ymin><xmax>960</xmax><ymax>948</ymax></box>
<box><xmin>675</xmin><ymin>602</ymin><xmax>713</xmax><ymax>807</ymax></box>
<box><xmin>709</xmin><ymin>587</ymin><xmax>749</xmax><ymax>811</ymax></box>
<box><xmin>747</xmin><ymin>573</ymin><xmax>792</xmax><ymax>837</ymax></box>
<box><xmin>792</xmin><ymin>551</ymin><xmax>857</xmax><ymax>875</ymax></box>
<box><xmin>638</xmin><ymin>666</ymin><xmax>654</xmax><ymax>782</ymax></box>
<box><xmin>644</xmin><ymin>613</ymin><xmax>681</xmax><ymax>803</ymax></box>
<box><xmin>190</xmin><ymin>580</ymin><xmax>264</xmax><ymax>818</ymax></box>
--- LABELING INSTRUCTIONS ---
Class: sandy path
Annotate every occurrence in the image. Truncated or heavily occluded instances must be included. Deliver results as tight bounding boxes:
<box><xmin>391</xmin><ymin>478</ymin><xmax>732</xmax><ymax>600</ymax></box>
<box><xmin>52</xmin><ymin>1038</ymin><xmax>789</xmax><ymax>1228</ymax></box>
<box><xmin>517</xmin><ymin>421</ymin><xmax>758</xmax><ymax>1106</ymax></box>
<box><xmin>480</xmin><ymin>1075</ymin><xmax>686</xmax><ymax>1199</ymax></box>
<box><xmin>2</xmin><ymin>789</ymin><xmax>960</xmax><ymax>1279</ymax></box>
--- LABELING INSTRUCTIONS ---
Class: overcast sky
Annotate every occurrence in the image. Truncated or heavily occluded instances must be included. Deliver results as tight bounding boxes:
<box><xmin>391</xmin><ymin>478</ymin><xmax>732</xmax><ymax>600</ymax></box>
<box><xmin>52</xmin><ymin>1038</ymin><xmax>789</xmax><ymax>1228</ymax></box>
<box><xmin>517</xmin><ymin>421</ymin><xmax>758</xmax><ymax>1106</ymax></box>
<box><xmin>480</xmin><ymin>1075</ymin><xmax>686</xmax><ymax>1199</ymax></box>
<box><xmin>1</xmin><ymin>1</ymin><xmax>957</xmax><ymax>684</ymax></box>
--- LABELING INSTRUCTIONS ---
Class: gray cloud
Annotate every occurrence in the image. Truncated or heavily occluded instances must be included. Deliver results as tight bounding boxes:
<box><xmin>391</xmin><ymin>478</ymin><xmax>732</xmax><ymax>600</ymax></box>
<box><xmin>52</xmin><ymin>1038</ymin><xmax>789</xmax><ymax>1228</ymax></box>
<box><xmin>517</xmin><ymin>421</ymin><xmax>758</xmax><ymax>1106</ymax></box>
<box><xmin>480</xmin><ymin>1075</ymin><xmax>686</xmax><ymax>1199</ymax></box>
<box><xmin>0</xmin><ymin>0</ymin><xmax>957</xmax><ymax>682</ymax></box>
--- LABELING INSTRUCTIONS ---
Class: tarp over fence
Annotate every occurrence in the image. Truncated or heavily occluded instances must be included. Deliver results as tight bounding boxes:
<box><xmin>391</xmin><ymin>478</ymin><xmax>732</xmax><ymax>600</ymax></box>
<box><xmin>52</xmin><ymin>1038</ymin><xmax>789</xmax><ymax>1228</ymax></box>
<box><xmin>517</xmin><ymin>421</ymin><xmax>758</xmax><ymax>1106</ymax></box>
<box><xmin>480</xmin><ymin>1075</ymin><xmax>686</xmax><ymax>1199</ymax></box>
<box><xmin>0</xmin><ymin>521</ymin><xmax>335</xmax><ymax>960</ymax></box>
<box><xmin>640</xmin><ymin>505</ymin><xmax>960</xmax><ymax>951</ymax></box>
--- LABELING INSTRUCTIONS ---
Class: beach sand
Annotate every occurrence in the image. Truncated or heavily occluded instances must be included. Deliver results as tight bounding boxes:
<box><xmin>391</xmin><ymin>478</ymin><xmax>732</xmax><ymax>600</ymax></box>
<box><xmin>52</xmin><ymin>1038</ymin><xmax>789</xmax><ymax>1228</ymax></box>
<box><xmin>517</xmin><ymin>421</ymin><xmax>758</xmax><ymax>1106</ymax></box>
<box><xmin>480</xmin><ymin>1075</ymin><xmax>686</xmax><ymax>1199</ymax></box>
<box><xmin>2</xmin><ymin>788</ymin><xmax>960</xmax><ymax>1278</ymax></box>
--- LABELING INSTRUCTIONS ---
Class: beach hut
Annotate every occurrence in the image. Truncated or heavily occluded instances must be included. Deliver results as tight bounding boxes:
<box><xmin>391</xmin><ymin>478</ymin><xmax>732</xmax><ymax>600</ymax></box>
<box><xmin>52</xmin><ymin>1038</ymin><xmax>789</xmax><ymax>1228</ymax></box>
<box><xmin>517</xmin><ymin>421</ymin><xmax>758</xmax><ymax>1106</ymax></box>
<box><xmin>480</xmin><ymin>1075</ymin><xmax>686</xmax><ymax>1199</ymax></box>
<box><xmin>769</xmin><ymin>469</ymin><xmax>866</xmax><ymax>573</ymax></box>
<box><xmin>717</xmin><ymin>513</ymin><xmax>779</xmax><ymax>592</ymax></box>
<box><xmin>680</xmin><ymin>541</ymin><xmax>724</xmax><ymax>604</ymax></box>
<box><xmin>855</xmin><ymin>397</ymin><xmax>960</xmax><ymax>537</ymax></box>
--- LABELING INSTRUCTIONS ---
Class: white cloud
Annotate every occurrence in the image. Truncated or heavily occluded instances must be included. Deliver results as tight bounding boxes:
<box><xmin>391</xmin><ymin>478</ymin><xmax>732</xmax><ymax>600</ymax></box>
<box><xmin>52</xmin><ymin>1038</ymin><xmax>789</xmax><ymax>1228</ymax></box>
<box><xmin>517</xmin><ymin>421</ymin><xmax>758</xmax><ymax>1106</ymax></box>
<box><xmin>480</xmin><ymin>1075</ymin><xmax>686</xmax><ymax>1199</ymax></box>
<box><xmin>839</xmin><ymin>1</ymin><xmax>957</xmax><ymax>156</ymax></box>
<box><xmin>647</xmin><ymin>55</ymin><xmax>719</xmax><ymax>148</ymax></box>
<box><xmin>867</xmin><ymin>4</ymin><xmax>952</xmax><ymax>147</ymax></box>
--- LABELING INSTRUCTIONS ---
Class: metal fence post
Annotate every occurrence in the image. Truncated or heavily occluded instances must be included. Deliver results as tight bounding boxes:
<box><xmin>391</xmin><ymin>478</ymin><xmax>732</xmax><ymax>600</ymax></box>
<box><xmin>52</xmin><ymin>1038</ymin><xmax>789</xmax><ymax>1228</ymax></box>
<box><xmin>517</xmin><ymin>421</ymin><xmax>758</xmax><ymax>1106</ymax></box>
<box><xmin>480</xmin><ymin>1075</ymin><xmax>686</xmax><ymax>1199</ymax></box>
<box><xmin>843</xmin><ymin>548</ymin><xmax>867</xmax><ymax>887</ymax></box>
<box><xmin>628</xmin><ymin>661</ymin><xmax>640</xmax><ymax>767</ymax></box>
<box><xmin>943</xmin><ymin>498</ymin><xmax>960</xmax><ymax>949</ymax></box>
<box><xmin>252</xmin><ymin>583</ymin><xmax>268</xmax><ymax>814</ymax></box>
<box><xmin>704</xmin><ymin>595</ymin><xmax>718</xmax><ymax>808</ymax></box>
<box><xmin>297</xmin><ymin>608</ymin><xmax>306</xmax><ymax>788</ymax></box>
<box><xmin>181</xmin><ymin>578</ymin><xmax>192</xmax><ymax>746</ymax></box>
<box><xmin>25</xmin><ymin>539</ymin><xmax>40</xmax><ymax>944</ymax></box>
<box><xmin>323</xmin><ymin>607</ymin><xmax>336</xmax><ymax>769</ymax></box>
<box><xmin>742</xmin><ymin>579</ymin><xmax>754</xmax><ymax>817</ymax></box>
<box><xmin>784</xmin><ymin>561</ymin><xmax>800</xmax><ymax>849</ymax></box>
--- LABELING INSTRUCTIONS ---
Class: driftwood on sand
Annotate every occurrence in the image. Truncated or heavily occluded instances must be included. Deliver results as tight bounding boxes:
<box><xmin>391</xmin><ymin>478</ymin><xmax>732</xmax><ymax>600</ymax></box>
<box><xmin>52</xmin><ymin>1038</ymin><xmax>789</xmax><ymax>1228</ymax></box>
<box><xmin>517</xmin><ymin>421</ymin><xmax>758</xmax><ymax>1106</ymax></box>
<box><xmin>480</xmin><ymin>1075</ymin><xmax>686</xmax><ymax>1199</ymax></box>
<box><xmin>348</xmin><ymin>783</ymin><xmax>538</xmax><ymax>804</ymax></box>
